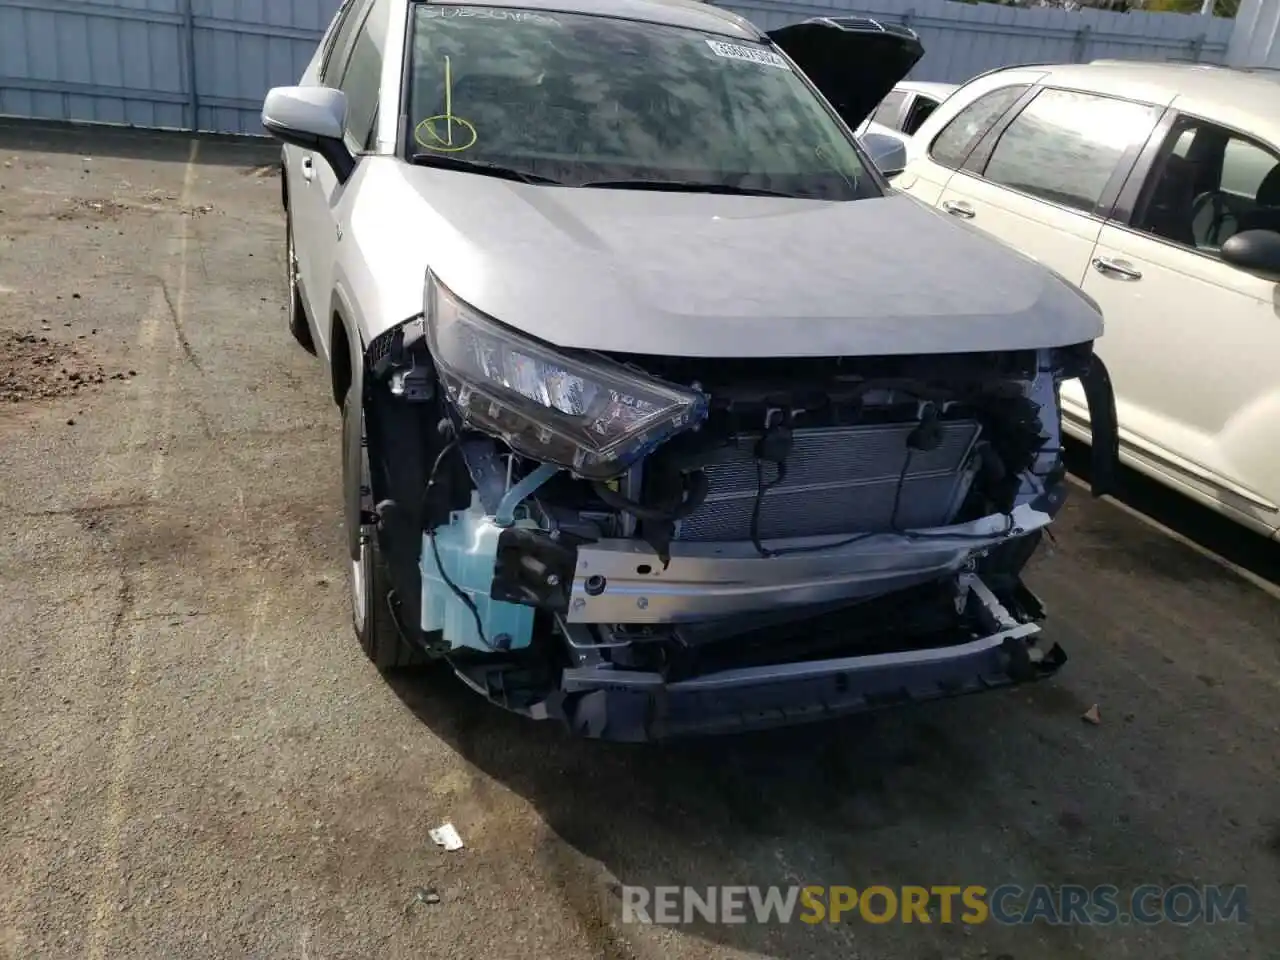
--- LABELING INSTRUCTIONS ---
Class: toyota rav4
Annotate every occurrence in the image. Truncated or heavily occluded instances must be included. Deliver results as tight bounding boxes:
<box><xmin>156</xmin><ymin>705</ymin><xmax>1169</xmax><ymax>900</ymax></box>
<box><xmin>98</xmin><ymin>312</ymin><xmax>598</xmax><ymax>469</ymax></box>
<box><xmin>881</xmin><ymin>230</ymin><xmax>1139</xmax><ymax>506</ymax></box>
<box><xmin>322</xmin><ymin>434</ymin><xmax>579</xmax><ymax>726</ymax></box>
<box><xmin>262</xmin><ymin>0</ymin><xmax>1119</xmax><ymax>740</ymax></box>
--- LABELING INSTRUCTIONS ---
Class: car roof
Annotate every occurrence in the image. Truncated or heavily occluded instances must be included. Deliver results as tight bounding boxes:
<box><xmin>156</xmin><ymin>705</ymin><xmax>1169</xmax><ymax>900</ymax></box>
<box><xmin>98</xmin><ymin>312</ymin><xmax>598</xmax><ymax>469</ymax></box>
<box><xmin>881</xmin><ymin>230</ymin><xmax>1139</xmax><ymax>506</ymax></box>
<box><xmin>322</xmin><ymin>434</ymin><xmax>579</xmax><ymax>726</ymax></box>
<box><xmin>1003</xmin><ymin>60</ymin><xmax>1280</xmax><ymax>147</ymax></box>
<box><xmin>425</xmin><ymin>0</ymin><xmax>761</xmax><ymax>39</ymax></box>
<box><xmin>894</xmin><ymin>80</ymin><xmax>957</xmax><ymax>100</ymax></box>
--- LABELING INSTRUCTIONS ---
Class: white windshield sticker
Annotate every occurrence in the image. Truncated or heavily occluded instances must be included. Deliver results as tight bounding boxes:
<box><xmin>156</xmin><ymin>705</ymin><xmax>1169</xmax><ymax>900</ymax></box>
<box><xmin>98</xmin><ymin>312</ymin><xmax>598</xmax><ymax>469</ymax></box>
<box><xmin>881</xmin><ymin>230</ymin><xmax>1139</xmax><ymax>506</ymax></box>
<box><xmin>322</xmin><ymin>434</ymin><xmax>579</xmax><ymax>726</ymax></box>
<box><xmin>420</xmin><ymin>7</ymin><xmax>559</xmax><ymax>23</ymax></box>
<box><xmin>704</xmin><ymin>39</ymin><xmax>789</xmax><ymax>69</ymax></box>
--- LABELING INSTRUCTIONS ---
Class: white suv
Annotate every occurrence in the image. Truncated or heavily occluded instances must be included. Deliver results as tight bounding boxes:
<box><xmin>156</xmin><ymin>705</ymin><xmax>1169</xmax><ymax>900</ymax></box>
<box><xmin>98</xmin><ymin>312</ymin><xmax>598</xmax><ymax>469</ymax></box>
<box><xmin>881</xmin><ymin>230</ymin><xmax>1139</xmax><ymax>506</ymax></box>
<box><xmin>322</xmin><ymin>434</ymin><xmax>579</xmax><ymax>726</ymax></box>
<box><xmin>897</xmin><ymin>61</ymin><xmax>1280</xmax><ymax>540</ymax></box>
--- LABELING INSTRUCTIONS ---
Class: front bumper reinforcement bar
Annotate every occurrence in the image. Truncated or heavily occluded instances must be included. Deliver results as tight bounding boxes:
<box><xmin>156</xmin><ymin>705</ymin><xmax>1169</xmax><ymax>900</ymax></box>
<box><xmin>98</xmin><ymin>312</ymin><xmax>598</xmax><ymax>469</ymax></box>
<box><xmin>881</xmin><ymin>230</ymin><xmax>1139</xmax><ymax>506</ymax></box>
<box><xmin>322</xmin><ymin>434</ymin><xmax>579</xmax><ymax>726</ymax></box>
<box><xmin>450</xmin><ymin>571</ymin><xmax>1064</xmax><ymax>741</ymax></box>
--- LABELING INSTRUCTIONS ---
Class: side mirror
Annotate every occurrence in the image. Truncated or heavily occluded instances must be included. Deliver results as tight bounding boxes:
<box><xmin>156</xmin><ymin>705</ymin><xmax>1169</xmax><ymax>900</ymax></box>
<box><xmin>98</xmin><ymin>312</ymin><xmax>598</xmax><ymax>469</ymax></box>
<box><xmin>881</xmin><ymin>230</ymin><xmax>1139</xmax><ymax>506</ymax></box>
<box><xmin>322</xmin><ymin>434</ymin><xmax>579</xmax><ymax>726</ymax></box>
<box><xmin>262</xmin><ymin>86</ymin><xmax>355</xmax><ymax>184</ymax></box>
<box><xmin>859</xmin><ymin>131</ymin><xmax>909</xmax><ymax>179</ymax></box>
<box><xmin>1221</xmin><ymin>229</ymin><xmax>1280</xmax><ymax>281</ymax></box>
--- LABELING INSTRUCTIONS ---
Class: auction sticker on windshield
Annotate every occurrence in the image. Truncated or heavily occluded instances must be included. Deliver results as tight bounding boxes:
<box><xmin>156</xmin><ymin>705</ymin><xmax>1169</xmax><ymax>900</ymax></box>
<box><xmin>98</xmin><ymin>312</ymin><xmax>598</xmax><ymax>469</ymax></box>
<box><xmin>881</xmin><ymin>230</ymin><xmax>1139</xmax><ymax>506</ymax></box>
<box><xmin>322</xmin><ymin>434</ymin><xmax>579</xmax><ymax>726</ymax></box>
<box><xmin>704</xmin><ymin>39</ymin><xmax>789</xmax><ymax>69</ymax></box>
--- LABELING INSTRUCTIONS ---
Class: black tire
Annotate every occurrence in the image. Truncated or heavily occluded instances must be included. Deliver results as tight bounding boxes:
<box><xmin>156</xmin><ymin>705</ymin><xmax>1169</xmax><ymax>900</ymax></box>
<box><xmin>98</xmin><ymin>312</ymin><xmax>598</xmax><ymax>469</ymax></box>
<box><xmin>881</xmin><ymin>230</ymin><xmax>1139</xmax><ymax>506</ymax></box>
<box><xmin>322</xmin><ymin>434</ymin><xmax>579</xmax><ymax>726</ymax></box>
<box><xmin>285</xmin><ymin>211</ymin><xmax>317</xmax><ymax>355</ymax></box>
<box><xmin>343</xmin><ymin>385</ymin><xmax>433</xmax><ymax>671</ymax></box>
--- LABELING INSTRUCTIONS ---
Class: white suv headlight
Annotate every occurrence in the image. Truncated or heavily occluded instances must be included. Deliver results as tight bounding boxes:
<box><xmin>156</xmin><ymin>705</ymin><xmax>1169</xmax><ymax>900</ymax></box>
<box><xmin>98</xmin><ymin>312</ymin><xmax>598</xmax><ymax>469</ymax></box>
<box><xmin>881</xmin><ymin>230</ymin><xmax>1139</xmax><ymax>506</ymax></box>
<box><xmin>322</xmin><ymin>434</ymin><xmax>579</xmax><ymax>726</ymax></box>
<box><xmin>424</xmin><ymin>271</ymin><xmax>708</xmax><ymax>481</ymax></box>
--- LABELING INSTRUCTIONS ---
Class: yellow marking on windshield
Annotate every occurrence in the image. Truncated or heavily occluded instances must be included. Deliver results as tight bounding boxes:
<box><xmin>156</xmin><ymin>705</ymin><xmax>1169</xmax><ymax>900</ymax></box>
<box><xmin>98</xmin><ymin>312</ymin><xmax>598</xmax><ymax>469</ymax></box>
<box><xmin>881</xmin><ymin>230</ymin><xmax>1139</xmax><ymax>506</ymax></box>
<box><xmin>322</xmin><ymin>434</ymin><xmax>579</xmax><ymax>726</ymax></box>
<box><xmin>415</xmin><ymin>55</ymin><xmax>478</xmax><ymax>152</ymax></box>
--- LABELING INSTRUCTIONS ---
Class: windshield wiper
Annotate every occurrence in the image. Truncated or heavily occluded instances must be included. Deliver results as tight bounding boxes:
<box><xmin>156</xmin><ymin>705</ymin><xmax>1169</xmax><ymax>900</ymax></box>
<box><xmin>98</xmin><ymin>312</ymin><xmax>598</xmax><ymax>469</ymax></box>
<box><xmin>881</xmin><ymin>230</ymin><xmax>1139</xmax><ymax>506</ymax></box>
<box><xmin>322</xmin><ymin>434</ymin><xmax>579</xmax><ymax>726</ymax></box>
<box><xmin>408</xmin><ymin>153</ymin><xmax>560</xmax><ymax>184</ymax></box>
<box><xmin>578</xmin><ymin>179</ymin><xmax>801</xmax><ymax>198</ymax></box>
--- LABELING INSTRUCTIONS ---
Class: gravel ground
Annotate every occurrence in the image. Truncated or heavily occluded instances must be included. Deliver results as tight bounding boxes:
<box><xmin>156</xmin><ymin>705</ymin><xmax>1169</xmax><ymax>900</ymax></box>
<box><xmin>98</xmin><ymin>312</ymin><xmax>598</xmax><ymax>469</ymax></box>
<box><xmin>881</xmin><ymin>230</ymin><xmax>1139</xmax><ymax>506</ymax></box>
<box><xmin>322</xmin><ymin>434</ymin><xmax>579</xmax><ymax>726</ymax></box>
<box><xmin>1</xmin><ymin>121</ymin><xmax>1278</xmax><ymax>960</ymax></box>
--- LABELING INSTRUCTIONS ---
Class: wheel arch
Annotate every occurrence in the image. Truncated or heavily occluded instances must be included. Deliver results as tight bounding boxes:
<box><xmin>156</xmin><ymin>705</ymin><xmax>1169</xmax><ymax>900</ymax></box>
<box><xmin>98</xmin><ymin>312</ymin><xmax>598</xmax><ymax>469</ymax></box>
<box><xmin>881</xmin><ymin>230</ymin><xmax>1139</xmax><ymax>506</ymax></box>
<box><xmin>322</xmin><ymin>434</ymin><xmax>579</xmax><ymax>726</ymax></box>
<box><xmin>279</xmin><ymin>146</ymin><xmax>290</xmax><ymax>211</ymax></box>
<box><xmin>330</xmin><ymin>313</ymin><xmax>353</xmax><ymax>408</ymax></box>
<box><xmin>328</xmin><ymin>295</ymin><xmax>365</xmax><ymax>409</ymax></box>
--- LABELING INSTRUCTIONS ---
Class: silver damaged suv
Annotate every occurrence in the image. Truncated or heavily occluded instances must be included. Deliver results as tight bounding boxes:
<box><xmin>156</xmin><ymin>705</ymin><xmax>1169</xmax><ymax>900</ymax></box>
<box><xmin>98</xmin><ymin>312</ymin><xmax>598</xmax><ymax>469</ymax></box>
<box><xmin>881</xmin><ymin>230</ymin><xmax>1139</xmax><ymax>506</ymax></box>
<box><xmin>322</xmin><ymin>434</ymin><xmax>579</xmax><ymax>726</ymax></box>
<box><xmin>263</xmin><ymin>0</ymin><xmax>1120</xmax><ymax>740</ymax></box>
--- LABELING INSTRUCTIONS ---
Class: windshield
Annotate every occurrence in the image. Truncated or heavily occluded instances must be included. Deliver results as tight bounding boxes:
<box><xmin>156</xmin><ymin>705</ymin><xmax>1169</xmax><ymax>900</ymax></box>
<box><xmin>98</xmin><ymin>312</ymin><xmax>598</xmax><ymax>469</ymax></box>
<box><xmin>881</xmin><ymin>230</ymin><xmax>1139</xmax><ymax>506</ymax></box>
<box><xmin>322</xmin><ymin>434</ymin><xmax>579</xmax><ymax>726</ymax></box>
<box><xmin>404</xmin><ymin>4</ymin><xmax>877</xmax><ymax>200</ymax></box>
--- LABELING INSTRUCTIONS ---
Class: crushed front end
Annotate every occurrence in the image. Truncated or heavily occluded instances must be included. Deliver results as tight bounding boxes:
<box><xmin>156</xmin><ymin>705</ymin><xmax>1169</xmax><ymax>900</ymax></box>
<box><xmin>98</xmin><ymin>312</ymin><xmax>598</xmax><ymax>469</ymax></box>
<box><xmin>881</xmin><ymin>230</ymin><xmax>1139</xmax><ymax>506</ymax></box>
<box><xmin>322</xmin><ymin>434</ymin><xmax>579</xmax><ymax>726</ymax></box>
<box><xmin>361</xmin><ymin>273</ymin><xmax>1117</xmax><ymax>741</ymax></box>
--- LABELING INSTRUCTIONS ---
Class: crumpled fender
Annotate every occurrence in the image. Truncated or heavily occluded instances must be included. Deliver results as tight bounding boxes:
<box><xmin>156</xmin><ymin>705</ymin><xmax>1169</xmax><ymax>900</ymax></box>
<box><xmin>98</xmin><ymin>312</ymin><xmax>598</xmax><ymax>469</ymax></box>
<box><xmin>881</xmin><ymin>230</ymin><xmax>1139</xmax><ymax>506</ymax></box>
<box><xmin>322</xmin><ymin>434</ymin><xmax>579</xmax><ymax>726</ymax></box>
<box><xmin>1079</xmin><ymin>353</ymin><xmax>1119</xmax><ymax>498</ymax></box>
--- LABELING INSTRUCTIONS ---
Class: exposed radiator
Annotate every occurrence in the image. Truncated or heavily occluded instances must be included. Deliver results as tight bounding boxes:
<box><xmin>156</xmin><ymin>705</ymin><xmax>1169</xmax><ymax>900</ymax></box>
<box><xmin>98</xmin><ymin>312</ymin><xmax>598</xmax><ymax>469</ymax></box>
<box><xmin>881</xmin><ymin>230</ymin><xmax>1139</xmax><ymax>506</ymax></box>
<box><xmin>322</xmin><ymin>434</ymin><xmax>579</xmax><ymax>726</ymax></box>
<box><xmin>676</xmin><ymin>421</ymin><xmax>982</xmax><ymax>542</ymax></box>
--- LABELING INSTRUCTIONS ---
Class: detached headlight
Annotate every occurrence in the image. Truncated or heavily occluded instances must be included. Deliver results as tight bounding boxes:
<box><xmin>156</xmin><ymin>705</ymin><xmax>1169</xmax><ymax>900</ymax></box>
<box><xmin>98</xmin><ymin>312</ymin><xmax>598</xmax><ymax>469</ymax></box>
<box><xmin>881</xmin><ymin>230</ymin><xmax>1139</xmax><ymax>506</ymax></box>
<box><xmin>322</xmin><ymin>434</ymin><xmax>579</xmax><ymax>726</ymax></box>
<box><xmin>424</xmin><ymin>272</ymin><xmax>708</xmax><ymax>481</ymax></box>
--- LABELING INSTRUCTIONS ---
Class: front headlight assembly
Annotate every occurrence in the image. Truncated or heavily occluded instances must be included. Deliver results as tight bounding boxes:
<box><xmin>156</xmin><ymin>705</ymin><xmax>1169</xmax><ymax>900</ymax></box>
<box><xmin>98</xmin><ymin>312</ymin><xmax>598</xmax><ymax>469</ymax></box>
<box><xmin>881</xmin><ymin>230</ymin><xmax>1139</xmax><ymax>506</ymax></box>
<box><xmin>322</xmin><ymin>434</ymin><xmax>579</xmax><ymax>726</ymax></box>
<box><xmin>424</xmin><ymin>271</ymin><xmax>708</xmax><ymax>481</ymax></box>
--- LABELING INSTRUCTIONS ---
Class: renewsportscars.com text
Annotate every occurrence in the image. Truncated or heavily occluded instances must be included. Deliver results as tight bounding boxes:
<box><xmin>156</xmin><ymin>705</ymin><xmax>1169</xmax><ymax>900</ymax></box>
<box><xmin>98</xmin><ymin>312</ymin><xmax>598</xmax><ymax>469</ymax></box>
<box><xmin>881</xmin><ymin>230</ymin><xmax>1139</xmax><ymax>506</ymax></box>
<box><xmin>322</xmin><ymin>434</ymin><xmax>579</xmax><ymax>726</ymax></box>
<box><xmin>620</xmin><ymin>884</ymin><xmax>1249</xmax><ymax>927</ymax></box>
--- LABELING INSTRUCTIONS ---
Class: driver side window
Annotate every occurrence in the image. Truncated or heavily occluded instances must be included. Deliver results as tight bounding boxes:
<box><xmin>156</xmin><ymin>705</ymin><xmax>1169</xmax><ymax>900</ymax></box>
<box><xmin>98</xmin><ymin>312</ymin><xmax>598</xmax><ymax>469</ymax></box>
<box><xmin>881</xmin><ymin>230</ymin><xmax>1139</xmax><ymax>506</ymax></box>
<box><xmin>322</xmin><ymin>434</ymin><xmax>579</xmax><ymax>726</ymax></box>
<box><xmin>1134</xmin><ymin>117</ymin><xmax>1280</xmax><ymax>253</ymax></box>
<box><xmin>336</xmin><ymin>0</ymin><xmax>390</xmax><ymax>154</ymax></box>
<box><xmin>321</xmin><ymin>0</ymin><xmax>372</xmax><ymax>85</ymax></box>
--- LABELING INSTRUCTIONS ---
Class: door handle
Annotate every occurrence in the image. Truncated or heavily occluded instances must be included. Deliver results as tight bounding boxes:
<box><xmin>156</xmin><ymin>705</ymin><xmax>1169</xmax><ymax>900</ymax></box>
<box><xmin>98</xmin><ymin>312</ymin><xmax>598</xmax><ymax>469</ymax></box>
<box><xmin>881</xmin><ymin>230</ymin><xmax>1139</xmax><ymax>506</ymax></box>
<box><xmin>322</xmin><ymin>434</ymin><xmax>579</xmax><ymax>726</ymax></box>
<box><xmin>301</xmin><ymin>155</ymin><xmax>315</xmax><ymax>183</ymax></box>
<box><xmin>1091</xmin><ymin>256</ymin><xmax>1142</xmax><ymax>281</ymax></box>
<box><xmin>941</xmin><ymin>199</ymin><xmax>975</xmax><ymax>219</ymax></box>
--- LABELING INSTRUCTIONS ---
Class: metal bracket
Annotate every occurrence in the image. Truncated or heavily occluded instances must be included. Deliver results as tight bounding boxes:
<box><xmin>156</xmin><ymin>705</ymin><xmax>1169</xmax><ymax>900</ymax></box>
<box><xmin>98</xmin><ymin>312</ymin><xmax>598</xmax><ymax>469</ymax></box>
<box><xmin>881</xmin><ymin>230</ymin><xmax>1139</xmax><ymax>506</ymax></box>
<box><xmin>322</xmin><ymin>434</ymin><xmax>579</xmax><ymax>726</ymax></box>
<box><xmin>967</xmin><ymin>575</ymin><xmax>1019</xmax><ymax>633</ymax></box>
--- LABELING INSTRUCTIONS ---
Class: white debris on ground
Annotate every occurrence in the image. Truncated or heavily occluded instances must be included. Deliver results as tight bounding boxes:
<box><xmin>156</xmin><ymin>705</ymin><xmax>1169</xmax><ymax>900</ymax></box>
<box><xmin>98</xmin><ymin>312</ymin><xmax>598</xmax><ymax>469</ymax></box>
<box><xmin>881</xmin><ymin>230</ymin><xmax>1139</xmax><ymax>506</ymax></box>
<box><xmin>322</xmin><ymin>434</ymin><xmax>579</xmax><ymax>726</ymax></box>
<box><xmin>429</xmin><ymin>823</ymin><xmax>465</xmax><ymax>851</ymax></box>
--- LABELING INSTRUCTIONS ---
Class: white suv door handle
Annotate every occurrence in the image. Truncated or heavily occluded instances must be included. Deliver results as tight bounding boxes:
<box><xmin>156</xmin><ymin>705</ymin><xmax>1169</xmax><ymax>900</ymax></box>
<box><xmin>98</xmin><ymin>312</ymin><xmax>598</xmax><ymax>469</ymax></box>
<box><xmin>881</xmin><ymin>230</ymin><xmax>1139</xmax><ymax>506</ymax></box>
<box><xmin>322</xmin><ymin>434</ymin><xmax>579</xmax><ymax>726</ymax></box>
<box><xmin>941</xmin><ymin>199</ymin><xmax>975</xmax><ymax>219</ymax></box>
<box><xmin>1092</xmin><ymin>256</ymin><xmax>1142</xmax><ymax>281</ymax></box>
<box><xmin>301</xmin><ymin>155</ymin><xmax>315</xmax><ymax>183</ymax></box>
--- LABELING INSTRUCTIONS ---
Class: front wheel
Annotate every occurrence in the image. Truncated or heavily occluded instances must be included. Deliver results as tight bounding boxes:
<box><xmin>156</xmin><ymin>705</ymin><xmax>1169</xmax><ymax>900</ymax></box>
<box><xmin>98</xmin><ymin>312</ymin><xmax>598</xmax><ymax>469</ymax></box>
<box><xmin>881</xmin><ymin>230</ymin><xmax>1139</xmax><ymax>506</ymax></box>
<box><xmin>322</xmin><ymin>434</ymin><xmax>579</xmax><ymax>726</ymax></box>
<box><xmin>343</xmin><ymin>385</ymin><xmax>432</xmax><ymax>670</ymax></box>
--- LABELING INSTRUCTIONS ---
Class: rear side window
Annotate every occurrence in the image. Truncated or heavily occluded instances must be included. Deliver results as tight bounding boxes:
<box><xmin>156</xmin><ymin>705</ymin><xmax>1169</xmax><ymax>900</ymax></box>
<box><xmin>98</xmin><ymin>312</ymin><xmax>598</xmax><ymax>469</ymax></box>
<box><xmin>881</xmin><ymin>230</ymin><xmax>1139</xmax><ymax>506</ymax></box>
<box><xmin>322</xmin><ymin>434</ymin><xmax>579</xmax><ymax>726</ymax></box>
<box><xmin>337</xmin><ymin>0</ymin><xmax>391</xmax><ymax>151</ymax></box>
<box><xmin>929</xmin><ymin>86</ymin><xmax>1025</xmax><ymax>169</ymax></box>
<box><xmin>902</xmin><ymin>96</ymin><xmax>939</xmax><ymax>135</ymax></box>
<box><xmin>982</xmin><ymin>88</ymin><xmax>1161</xmax><ymax>214</ymax></box>
<box><xmin>872</xmin><ymin>90</ymin><xmax>907</xmax><ymax>129</ymax></box>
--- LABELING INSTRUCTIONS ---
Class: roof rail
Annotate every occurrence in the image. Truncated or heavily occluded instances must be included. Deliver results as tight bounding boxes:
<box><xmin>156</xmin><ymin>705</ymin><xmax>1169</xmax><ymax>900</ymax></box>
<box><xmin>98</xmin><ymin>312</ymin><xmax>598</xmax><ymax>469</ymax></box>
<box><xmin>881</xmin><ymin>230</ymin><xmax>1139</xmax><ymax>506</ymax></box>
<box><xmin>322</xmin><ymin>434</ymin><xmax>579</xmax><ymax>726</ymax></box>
<box><xmin>963</xmin><ymin>61</ymin><xmax>1054</xmax><ymax>84</ymax></box>
<box><xmin>1090</xmin><ymin>58</ymin><xmax>1280</xmax><ymax>75</ymax></box>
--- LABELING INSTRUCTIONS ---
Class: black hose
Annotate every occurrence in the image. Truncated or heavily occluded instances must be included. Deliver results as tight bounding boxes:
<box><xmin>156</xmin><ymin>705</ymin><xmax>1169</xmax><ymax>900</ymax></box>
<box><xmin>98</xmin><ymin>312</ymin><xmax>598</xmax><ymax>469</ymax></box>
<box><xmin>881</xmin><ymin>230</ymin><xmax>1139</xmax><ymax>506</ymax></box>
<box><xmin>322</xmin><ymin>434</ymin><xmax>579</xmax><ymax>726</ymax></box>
<box><xmin>889</xmin><ymin>448</ymin><xmax>914</xmax><ymax>533</ymax></box>
<box><xmin>591</xmin><ymin>470</ymin><xmax>708</xmax><ymax>523</ymax></box>
<box><xmin>749</xmin><ymin>460</ymin><xmax>788</xmax><ymax>558</ymax></box>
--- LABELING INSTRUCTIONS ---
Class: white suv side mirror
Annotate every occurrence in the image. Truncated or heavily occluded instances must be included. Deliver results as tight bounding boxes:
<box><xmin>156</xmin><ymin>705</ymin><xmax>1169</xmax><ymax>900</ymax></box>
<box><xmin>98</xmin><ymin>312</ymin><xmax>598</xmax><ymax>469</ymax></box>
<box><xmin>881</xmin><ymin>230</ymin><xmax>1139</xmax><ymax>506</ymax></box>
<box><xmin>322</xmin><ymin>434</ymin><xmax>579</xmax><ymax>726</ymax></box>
<box><xmin>262</xmin><ymin>86</ymin><xmax>355</xmax><ymax>183</ymax></box>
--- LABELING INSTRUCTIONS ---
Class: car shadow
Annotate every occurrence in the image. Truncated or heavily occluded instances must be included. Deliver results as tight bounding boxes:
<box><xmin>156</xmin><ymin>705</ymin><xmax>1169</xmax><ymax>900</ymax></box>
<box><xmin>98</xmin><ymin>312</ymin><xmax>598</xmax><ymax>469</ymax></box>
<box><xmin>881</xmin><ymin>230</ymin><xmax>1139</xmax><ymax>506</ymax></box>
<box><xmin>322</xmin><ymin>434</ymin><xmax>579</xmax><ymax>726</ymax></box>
<box><xmin>385</xmin><ymin>665</ymin><xmax>987</xmax><ymax>953</ymax></box>
<box><xmin>381</xmin><ymin>655</ymin><xmax>1218</xmax><ymax>958</ymax></box>
<box><xmin>0</xmin><ymin>118</ymin><xmax>279</xmax><ymax>168</ymax></box>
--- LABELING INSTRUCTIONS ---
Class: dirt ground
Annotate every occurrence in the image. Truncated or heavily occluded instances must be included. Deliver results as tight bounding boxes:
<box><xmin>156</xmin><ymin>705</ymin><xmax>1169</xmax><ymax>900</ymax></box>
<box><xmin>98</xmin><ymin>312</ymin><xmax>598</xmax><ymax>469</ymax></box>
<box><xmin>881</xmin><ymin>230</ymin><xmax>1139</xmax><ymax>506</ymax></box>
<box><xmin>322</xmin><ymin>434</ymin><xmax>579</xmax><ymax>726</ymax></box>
<box><xmin>1</xmin><ymin>121</ymin><xmax>1278</xmax><ymax>960</ymax></box>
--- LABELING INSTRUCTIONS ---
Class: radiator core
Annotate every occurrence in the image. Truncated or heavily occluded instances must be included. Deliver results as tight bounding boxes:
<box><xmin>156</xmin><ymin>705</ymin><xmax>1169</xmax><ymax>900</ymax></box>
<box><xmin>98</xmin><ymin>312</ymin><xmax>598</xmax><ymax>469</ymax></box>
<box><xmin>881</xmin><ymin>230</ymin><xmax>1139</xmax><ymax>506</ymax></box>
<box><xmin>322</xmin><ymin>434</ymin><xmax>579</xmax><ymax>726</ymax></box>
<box><xmin>675</xmin><ymin>420</ymin><xmax>982</xmax><ymax>542</ymax></box>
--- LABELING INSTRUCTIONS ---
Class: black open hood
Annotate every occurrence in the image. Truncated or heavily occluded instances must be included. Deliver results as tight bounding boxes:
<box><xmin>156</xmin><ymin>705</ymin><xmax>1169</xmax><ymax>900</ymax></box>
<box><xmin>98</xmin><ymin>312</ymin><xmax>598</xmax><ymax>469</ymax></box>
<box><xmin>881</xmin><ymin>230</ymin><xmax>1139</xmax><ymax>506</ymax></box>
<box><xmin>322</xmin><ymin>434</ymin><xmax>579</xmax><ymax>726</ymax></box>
<box><xmin>768</xmin><ymin>16</ymin><xmax>925</xmax><ymax>132</ymax></box>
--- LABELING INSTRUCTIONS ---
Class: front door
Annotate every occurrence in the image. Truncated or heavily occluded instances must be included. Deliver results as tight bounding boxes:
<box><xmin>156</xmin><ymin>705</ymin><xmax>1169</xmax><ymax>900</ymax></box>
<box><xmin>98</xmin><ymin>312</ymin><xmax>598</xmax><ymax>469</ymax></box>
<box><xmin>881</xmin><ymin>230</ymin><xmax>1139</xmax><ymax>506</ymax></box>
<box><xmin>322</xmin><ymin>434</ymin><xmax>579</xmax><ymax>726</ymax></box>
<box><xmin>287</xmin><ymin>0</ymin><xmax>372</xmax><ymax>356</ymax></box>
<box><xmin>1076</xmin><ymin>112</ymin><xmax>1280</xmax><ymax>533</ymax></box>
<box><xmin>294</xmin><ymin>0</ymin><xmax>388</xmax><ymax>359</ymax></box>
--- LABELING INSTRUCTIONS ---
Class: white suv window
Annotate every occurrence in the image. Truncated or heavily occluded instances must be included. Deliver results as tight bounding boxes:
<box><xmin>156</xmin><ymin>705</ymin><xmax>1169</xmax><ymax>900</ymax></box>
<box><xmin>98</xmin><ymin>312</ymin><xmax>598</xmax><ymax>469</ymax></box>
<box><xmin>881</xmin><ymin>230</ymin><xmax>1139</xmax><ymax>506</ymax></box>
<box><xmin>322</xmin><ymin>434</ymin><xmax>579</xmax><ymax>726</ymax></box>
<box><xmin>1134</xmin><ymin>117</ymin><xmax>1280</xmax><ymax>250</ymax></box>
<box><xmin>1222</xmin><ymin>138</ymin><xmax>1278</xmax><ymax>199</ymax></box>
<box><xmin>928</xmin><ymin>85</ymin><xmax>1024</xmax><ymax>170</ymax></box>
<box><xmin>902</xmin><ymin>95</ymin><xmax>940</xmax><ymax>135</ymax></box>
<box><xmin>871</xmin><ymin>90</ymin><xmax>907</xmax><ymax>129</ymax></box>
<box><xmin>982</xmin><ymin>88</ymin><xmax>1160</xmax><ymax>215</ymax></box>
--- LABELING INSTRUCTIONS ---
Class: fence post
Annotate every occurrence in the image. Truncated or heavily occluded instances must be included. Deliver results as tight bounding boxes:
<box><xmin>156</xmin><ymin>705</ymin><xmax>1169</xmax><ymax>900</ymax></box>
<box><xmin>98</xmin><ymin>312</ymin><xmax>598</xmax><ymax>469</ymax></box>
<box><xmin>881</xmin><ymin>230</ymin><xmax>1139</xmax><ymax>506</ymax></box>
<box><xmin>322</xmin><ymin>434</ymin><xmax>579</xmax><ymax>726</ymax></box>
<box><xmin>183</xmin><ymin>0</ymin><xmax>200</xmax><ymax>132</ymax></box>
<box><xmin>1072</xmin><ymin>25</ymin><xmax>1092</xmax><ymax>63</ymax></box>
